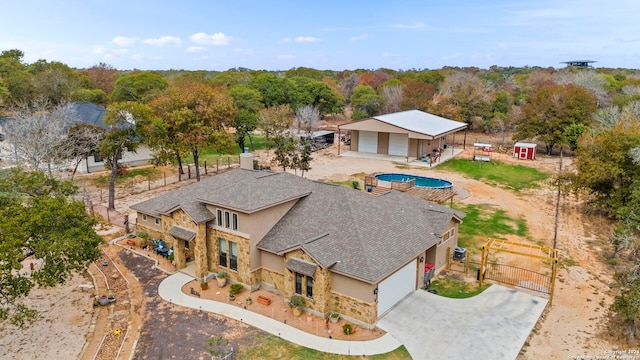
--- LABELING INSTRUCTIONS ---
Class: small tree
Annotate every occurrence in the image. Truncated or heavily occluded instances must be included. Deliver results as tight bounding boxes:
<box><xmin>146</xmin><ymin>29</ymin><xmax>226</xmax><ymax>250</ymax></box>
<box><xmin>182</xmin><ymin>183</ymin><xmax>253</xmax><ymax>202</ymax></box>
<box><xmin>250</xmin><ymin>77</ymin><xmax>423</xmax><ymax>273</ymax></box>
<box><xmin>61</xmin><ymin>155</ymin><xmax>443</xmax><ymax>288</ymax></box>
<box><xmin>206</xmin><ymin>335</ymin><xmax>229</xmax><ymax>360</ymax></box>
<box><xmin>610</xmin><ymin>265</ymin><xmax>640</xmax><ymax>343</ymax></box>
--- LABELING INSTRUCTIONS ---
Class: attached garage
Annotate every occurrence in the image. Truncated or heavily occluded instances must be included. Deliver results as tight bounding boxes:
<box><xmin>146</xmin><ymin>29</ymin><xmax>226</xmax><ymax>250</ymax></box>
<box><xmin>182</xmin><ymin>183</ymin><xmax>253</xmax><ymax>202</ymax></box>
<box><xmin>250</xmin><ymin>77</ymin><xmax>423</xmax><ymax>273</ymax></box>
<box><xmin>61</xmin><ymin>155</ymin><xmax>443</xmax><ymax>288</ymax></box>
<box><xmin>388</xmin><ymin>133</ymin><xmax>408</xmax><ymax>156</ymax></box>
<box><xmin>377</xmin><ymin>259</ymin><xmax>417</xmax><ymax>317</ymax></box>
<box><xmin>358</xmin><ymin>130</ymin><xmax>378</xmax><ymax>154</ymax></box>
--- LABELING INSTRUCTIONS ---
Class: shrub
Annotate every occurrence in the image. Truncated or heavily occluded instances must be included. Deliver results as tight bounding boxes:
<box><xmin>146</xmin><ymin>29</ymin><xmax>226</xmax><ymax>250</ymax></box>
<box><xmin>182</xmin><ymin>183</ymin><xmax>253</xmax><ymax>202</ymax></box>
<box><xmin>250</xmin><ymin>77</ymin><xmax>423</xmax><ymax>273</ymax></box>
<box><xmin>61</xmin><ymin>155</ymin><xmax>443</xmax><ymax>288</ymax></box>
<box><xmin>229</xmin><ymin>283</ymin><xmax>243</xmax><ymax>296</ymax></box>
<box><xmin>217</xmin><ymin>271</ymin><xmax>228</xmax><ymax>279</ymax></box>
<box><xmin>343</xmin><ymin>323</ymin><xmax>353</xmax><ymax>335</ymax></box>
<box><xmin>288</xmin><ymin>294</ymin><xmax>306</xmax><ymax>308</ymax></box>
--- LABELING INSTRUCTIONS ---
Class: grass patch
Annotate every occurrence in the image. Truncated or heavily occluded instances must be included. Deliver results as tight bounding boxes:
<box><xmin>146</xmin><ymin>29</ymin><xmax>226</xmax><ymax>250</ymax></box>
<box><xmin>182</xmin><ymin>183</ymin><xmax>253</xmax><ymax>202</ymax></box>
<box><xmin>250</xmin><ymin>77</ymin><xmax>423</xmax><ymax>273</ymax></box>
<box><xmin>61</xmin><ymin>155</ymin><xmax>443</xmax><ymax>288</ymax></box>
<box><xmin>182</xmin><ymin>134</ymin><xmax>269</xmax><ymax>164</ymax></box>
<box><xmin>437</xmin><ymin>159</ymin><xmax>550</xmax><ymax>192</ymax></box>
<box><xmin>455</xmin><ymin>203</ymin><xmax>528</xmax><ymax>252</ymax></box>
<box><xmin>239</xmin><ymin>335</ymin><xmax>411</xmax><ymax>359</ymax></box>
<box><xmin>427</xmin><ymin>278</ymin><xmax>491</xmax><ymax>298</ymax></box>
<box><xmin>92</xmin><ymin>167</ymin><xmax>161</xmax><ymax>187</ymax></box>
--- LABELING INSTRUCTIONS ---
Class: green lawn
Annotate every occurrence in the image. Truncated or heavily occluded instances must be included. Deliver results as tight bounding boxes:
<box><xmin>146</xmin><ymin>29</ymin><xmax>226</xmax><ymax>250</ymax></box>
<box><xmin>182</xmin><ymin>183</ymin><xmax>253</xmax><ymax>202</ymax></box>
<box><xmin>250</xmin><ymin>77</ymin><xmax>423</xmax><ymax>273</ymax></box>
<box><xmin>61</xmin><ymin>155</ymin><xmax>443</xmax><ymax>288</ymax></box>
<box><xmin>437</xmin><ymin>159</ymin><xmax>550</xmax><ymax>191</ymax></box>
<box><xmin>427</xmin><ymin>278</ymin><xmax>491</xmax><ymax>298</ymax></box>
<box><xmin>455</xmin><ymin>203</ymin><xmax>529</xmax><ymax>253</ymax></box>
<box><xmin>91</xmin><ymin>167</ymin><xmax>161</xmax><ymax>186</ymax></box>
<box><xmin>239</xmin><ymin>335</ymin><xmax>411</xmax><ymax>359</ymax></box>
<box><xmin>182</xmin><ymin>134</ymin><xmax>269</xmax><ymax>164</ymax></box>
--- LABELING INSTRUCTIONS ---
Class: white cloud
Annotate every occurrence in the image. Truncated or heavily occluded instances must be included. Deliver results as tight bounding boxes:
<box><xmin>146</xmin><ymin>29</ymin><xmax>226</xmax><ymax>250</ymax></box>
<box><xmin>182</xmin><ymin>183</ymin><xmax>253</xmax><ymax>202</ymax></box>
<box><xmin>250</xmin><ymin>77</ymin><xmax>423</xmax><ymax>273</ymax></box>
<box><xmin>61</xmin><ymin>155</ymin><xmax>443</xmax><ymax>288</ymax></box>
<box><xmin>280</xmin><ymin>36</ymin><xmax>321</xmax><ymax>44</ymax></box>
<box><xmin>189</xmin><ymin>32</ymin><xmax>233</xmax><ymax>46</ymax></box>
<box><xmin>349</xmin><ymin>34</ymin><xmax>369</xmax><ymax>42</ymax></box>
<box><xmin>142</xmin><ymin>36</ymin><xmax>182</xmax><ymax>46</ymax></box>
<box><xmin>278</xmin><ymin>54</ymin><xmax>295</xmax><ymax>59</ymax></box>
<box><xmin>390</xmin><ymin>22</ymin><xmax>428</xmax><ymax>29</ymax></box>
<box><xmin>234</xmin><ymin>48</ymin><xmax>254</xmax><ymax>55</ymax></box>
<box><xmin>186</xmin><ymin>46</ymin><xmax>206</xmax><ymax>53</ymax></box>
<box><xmin>295</xmin><ymin>36</ymin><xmax>321</xmax><ymax>43</ymax></box>
<box><xmin>112</xmin><ymin>36</ymin><xmax>138</xmax><ymax>46</ymax></box>
<box><xmin>92</xmin><ymin>46</ymin><xmax>128</xmax><ymax>58</ymax></box>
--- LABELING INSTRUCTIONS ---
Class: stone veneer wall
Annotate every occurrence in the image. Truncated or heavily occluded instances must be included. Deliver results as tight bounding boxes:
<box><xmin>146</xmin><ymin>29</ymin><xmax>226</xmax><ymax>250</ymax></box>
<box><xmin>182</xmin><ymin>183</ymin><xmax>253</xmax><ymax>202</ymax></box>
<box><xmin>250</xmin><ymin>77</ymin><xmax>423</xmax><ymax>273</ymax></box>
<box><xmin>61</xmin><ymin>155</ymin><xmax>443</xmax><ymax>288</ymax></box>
<box><xmin>330</xmin><ymin>291</ymin><xmax>378</xmax><ymax>329</ymax></box>
<box><xmin>206</xmin><ymin>228</ymin><xmax>252</xmax><ymax>286</ymax></box>
<box><xmin>259</xmin><ymin>267</ymin><xmax>284</xmax><ymax>293</ymax></box>
<box><xmin>134</xmin><ymin>224</ymin><xmax>163</xmax><ymax>242</ymax></box>
<box><xmin>283</xmin><ymin>249</ymin><xmax>332</xmax><ymax>316</ymax></box>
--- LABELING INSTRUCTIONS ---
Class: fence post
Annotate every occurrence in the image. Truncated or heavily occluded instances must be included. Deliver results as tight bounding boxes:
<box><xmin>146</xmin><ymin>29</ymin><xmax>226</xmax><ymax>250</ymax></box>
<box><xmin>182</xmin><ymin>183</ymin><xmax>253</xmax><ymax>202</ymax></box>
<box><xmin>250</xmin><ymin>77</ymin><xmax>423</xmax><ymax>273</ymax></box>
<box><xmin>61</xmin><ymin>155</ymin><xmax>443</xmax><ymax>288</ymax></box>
<box><xmin>216</xmin><ymin>158</ymin><xmax>219</xmax><ymax>172</ymax></box>
<box><xmin>446</xmin><ymin>247</ymin><xmax>451</xmax><ymax>270</ymax></box>
<box><xmin>188</xmin><ymin>164</ymin><xmax>191</xmax><ymax>179</ymax></box>
<box><xmin>227</xmin><ymin>156</ymin><xmax>230</xmax><ymax>168</ymax></box>
<box><xmin>204</xmin><ymin>161</ymin><xmax>207</xmax><ymax>175</ymax></box>
<box><xmin>107</xmin><ymin>208</ymin><xmax>110</xmax><ymax>223</ymax></box>
<box><xmin>164</xmin><ymin>171</ymin><xmax>166</xmax><ymax>186</ymax></box>
<box><xmin>148</xmin><ymin>176</ymin><xmax>151</xmax><ymax>191</ymax></box>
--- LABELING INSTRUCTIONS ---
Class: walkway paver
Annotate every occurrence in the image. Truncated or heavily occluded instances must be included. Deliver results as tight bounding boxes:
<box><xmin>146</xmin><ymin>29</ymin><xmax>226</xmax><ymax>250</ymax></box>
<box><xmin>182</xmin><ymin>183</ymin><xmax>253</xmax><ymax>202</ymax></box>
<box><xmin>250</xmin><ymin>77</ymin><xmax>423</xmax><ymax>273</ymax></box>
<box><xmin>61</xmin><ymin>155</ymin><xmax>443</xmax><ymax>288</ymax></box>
<box><xmin>158</xmin><ymin>272</ymin><xmax>402</xmax><ymax>356</ymax></box>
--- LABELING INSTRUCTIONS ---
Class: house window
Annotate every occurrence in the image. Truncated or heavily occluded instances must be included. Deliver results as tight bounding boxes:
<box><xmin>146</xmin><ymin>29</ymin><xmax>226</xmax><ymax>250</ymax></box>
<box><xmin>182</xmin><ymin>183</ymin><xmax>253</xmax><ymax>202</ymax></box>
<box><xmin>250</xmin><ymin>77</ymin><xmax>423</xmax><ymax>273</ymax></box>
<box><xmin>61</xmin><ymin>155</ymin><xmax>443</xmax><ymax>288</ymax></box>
<box><xmin>224</xmin><ymin>211</ymin><xmax>230</xmax><ymax>228</ymax></box>
<box><xmin>217</xmin><ymin>209</ymin><xmax>222</xmax><ymax>227</ymax></box>
<box><xmin>306</xmin><ymin>277</ymin><xmax>313</xmax><ymax>298</ymax></box>
<box><xmin>155</xmin><ymin>218</ymin><xmax>160</xmax><ymax>225</ymax></box>
<box><xmin>182</xmin><ymin>215</ymin><xmax>186</xmax><ymax>223</ymax></box>
<box><xmin>295</xmin><ymin>273</ymin><xmax>303</xmax><ymax>295</ymax></box>
<box><xmin>93</xmin><ymin>153</ymin><xmax>103</xmax><ymax>163</ymax></box>
<box><xmin>229</xmin><ymin>241</ymin><xmax>238</xmax><ymax>271</ymax></box>
<box><xmin>184</xmin><ymin>240</ymin><xmax>189</xmax><ymax>249</ymax></box>
<box><xmin>142</xmin><ymin>214</ymin><xmax>147</xmax><ymax>221</ymax></box>
<box><xmin>232</xmin><ymin>213</ymin><xmax>238</xmax><ymax>231</ymax></box>
<box><xmin>219</xmin><ymin>238</ymin><xmax>227</xmax><ymax>267</ymax></box>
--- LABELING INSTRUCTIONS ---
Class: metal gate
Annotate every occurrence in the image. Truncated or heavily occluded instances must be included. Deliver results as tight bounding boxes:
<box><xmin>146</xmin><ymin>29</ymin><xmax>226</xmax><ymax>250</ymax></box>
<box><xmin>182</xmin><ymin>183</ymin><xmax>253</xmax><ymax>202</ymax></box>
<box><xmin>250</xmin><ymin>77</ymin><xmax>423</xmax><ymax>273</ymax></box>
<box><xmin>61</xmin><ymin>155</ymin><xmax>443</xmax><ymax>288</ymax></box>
<box><xmin>482</xmin><ymin>263</ymin><xmax>552</xmax><ymax>294</ymax></box>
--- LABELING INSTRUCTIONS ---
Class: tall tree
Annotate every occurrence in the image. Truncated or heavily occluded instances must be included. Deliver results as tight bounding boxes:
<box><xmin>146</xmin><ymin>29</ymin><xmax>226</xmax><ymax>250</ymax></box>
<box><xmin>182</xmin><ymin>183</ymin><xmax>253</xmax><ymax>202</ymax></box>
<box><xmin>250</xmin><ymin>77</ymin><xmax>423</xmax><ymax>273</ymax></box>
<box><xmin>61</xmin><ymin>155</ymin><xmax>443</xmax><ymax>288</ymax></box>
<box><xmin>100</xmin><ymin>102</ymin><xmax>153</xmax><ymax>208</ymax></box>
<box><xmin>57</xmin><ymin>123</ymin><xmax>106</xmax><ymax>180</ymax></box>
<box><xmin>401</xmin><ymin>81</ymin><xmax>435</xmax><ymax>111</ymax></box>
<box><xmin>227</xmin><ymin>85</ymin><xmax>263</xmax><ymax>151</ymax></box>
<box><xmin>149</xmin><ymin>82</ymin><xmax>236</xmax><ymax>181</ymax></box>
<box><xmin>258</xmin><ymin>105</ymin><xmax>295</xmax><ymax>170</ymax></box>
<box><xmin>3</xmin><ymin>101</ymin><xmax>74</xmax><ymax>173</ymax></box>
<box><xmin>0</xmin><ymin>168</ymin><xmax>102</xmax><ymax>327</ymax></box>
<box><xmin>79</xmin><ymin>62</ymin><xmax>118</xmax><ymax>94</ymax></box>
<box><xmin>350</xmin><ymin>85</ymin><xmax>383</xmax><ymax>120</ymax></box>
<box><xmin>515</xmin><ymin>84</ymin><xmax>597</xmax><ymax>154</ymax></box>
<box><xmin>436</xmin><ymin>71</ymin><xmax>493</xmax><ymax>128</ymax></box>
<box><xmin>111</xmin><ymin>72</ymin><xmax>168</xmax><ymax>103</ymax></box>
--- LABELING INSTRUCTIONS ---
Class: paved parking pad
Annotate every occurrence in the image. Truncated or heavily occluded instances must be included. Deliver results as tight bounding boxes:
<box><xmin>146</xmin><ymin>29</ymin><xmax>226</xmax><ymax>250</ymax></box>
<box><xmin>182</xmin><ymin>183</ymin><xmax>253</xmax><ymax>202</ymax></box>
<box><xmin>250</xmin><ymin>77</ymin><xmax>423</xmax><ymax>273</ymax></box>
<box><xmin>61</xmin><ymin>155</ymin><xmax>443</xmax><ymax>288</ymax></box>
<box><xmin>377</xmin><ymin>285</ymin><xmax>547</xmax><ymax>360</ymax></box>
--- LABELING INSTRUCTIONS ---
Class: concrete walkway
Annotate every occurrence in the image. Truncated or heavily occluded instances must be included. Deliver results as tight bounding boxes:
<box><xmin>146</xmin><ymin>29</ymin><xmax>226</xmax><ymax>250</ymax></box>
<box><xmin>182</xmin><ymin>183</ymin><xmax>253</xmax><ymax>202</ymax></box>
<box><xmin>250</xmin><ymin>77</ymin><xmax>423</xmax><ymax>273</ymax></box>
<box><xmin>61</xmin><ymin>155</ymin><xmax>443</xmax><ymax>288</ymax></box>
<box><xmin>377</xmin><ymin>285</ymin><xmax>548</xmax><ymax>360</ymax></box>
<box><xmin>158</xmin><ymin>272</ymin><xmax>402</xmax><ymax>356</ymax></box>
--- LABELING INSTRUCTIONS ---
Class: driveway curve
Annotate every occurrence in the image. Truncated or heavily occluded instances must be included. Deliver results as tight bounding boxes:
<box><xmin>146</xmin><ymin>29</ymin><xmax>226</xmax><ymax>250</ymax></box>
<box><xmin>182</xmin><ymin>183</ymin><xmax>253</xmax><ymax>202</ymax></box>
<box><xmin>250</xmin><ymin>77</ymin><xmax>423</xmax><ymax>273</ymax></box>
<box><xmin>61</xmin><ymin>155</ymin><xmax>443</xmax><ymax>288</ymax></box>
<box><xmin>377</xmin><ymin>285</ymin><xmax>547</xmax><ymax>360</ymax></box>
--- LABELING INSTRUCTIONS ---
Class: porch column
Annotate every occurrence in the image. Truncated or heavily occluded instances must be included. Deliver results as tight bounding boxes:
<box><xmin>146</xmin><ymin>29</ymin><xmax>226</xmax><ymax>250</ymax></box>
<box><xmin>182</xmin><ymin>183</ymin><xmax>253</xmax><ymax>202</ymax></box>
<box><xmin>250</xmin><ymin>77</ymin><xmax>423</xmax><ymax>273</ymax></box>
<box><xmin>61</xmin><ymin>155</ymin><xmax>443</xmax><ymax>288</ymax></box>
<box><xmin>194</xmin><ymin>222</ymin><xmax>208</xmax><ymax>279</ymax></box>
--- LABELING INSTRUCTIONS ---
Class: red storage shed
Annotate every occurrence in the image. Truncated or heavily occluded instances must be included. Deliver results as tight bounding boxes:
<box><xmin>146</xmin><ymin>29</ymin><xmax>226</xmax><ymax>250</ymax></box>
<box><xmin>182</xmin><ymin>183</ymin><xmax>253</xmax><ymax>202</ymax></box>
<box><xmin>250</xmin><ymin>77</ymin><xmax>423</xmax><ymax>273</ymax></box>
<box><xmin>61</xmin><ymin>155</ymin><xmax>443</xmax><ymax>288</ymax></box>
<box><xmin>513</xmin><ymin>142</ymin><xmax>537</xmax><ymax>160</ymax></box>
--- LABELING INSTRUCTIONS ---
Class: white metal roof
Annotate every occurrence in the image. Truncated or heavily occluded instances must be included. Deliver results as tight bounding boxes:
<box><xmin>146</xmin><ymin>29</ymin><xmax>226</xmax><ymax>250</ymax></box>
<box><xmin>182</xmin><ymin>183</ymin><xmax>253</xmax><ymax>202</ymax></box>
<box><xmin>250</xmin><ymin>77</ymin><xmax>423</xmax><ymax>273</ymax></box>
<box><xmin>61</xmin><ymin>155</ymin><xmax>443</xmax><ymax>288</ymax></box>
<box><xmin>339</xmin><ymin>110</ymin><xmax>467</xmax><ymax>138</ymax></box>
<box><xmin>514</xmin><ymin>142</ymin><xmax>537</xmax><ymax>148</ymax></box>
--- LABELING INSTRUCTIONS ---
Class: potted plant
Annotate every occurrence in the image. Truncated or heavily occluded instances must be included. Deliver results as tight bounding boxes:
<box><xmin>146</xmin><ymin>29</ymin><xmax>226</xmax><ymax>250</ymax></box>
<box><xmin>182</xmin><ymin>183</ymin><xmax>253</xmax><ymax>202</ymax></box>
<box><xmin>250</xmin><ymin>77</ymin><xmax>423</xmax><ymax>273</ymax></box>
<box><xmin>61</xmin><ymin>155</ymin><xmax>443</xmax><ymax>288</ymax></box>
<box><xmin>343</xmin><ymin>323</ymin><xmax>355</xmax><ymax>335</ymax></box>
<box><xmin>330</xmin><ymin>312</ymin><xmax>340</xmax><ymax>323</ymax></box>
<box><xmin>229</xmin><ymin>283</ymin><xmax>243</xmax><ymax>300</ymax></box>
<box><xmin>138</xmin><ymin>231</ymin><xmax>149</xmax><ymax>249</ymax></box>
<box><xmin>288</xmin><ymin>294</ymin><xmax>306</xmax><ymax>317</ymax></box>
<box><xmin>216</xmin><ymin>271</ymin><xmax>228</xmax><ymax>287</ymax></box>
<box><xmin>200</xmin><ymin>278</ymin><xmax>208</xmax><ymax>290</ymax></box>
<box><xmin>246</xmin><ymin>296</ymin><xmax>252</xmax><ymax>305</ymax></box>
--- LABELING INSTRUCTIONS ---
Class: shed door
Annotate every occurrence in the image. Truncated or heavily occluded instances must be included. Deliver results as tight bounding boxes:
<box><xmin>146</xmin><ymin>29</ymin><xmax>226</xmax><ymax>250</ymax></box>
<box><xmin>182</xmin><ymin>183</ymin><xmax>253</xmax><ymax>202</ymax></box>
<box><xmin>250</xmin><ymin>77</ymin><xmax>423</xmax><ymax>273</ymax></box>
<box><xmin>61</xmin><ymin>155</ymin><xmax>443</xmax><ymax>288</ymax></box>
<box><xmin>377</xmin><ymin>259</ymin><xmax>417</xmax><ymax>318</ymax></box>
<box><xmin>388</xmin><ymin>133</ymin><xmax>408</xmax><ymax>156</ymax></box>
<box><xmin>358</xmin><ymin>131</ymin><xmax>378</xmax><ymax>153</ymax></box>
<box><xmin>519</xmin><ymin>147</ymin><xmax>528</xmax><ymax>159</ymax></box>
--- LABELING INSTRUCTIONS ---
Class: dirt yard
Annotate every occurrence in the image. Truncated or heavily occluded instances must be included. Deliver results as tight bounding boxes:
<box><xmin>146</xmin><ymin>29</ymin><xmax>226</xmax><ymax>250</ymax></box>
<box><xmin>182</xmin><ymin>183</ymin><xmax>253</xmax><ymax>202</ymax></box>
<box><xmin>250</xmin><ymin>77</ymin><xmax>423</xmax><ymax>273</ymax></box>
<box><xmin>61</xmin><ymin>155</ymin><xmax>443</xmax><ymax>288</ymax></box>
<box><xmin>0</xmin><ymin>142</ymin><xmax>621</xmax><ymax>359</ymax></box>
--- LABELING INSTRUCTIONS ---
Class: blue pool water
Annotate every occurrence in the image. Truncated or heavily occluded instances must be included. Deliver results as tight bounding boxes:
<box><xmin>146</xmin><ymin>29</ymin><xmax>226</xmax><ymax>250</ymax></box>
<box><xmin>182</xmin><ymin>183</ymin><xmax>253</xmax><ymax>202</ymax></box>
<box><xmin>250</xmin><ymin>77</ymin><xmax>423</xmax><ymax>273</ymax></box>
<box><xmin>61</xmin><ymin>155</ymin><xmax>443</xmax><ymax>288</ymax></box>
<box><xmin>375</xmin><ymin>173</ymin><xmax>453</xmax><ymax>189</ymax></box>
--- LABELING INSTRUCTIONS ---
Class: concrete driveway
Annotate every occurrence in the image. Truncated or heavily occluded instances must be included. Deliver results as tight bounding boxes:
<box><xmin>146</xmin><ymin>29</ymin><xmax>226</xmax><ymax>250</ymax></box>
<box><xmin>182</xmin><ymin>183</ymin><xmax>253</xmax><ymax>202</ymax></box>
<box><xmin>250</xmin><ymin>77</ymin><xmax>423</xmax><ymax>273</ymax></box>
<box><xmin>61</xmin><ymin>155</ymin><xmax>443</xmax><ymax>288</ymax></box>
<box><xmin>377</xmin><ymin>285</ymin><xmax>547</xmax><ymax>360</ymax></box>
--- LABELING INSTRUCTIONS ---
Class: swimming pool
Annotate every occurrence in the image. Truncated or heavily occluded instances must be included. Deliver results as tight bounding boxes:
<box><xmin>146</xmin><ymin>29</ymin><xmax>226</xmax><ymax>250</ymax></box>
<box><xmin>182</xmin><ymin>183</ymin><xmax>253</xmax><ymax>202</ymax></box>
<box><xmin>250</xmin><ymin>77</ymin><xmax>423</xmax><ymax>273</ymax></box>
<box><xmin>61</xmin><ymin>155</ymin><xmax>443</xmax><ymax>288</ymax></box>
<box><xmin>375</xmin><ymin>173</ymin><xmax>453</xmax><ymax>189</ymax></box>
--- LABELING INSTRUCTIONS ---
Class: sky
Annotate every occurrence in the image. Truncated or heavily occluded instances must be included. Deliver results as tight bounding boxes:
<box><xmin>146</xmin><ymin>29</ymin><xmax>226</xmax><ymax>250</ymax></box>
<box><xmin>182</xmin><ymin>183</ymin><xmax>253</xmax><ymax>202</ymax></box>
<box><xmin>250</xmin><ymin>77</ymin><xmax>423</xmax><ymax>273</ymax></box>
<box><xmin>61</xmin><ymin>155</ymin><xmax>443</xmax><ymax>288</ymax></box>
<box><xmin>1</xmin><ymin>0</ymin><xmax>639</xmax><ymax>71</ymax></box>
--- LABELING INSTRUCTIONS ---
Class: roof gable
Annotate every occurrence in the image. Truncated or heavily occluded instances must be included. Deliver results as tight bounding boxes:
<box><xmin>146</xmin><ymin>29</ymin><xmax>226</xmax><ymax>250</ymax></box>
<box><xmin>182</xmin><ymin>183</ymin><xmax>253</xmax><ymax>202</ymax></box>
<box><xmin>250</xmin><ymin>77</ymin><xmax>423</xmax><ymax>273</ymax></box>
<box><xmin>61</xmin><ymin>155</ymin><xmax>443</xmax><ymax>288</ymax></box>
<box><xmin>340</xmin><ymin>109</ymin><xmax>467</xmax><ymax>138</ymax></box>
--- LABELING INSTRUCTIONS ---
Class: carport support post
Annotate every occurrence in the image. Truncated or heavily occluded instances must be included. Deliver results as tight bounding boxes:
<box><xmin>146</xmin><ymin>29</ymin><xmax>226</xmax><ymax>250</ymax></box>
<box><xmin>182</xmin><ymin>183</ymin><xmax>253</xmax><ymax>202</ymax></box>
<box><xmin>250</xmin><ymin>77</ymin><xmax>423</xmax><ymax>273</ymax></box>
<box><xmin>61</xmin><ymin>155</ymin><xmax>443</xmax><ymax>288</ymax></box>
<box><xmin>446</xmin><ymin>247</ymin><xmax>451</xmax><ymax>270</ymax></box>
<box><xmin>549</xmin><ymin>258</ymin><xmax>558</xmax><ymax>306</ymax></box>
<box><xmin>479</xmin><ymin>245</ymin><xmax>486</xmax><ymax>288</ymax></box>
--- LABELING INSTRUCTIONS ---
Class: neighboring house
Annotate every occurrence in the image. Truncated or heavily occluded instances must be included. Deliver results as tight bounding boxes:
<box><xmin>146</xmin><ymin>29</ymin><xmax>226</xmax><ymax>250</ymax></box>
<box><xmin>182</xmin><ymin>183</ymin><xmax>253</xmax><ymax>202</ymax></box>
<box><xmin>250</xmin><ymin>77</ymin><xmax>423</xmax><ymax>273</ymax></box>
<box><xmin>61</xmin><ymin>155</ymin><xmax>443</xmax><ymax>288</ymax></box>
<box><xmin>69</xmin><ymin>102</ymin><xmax>154</xmax><ymax>173</ymax></box>
<box><xmin>339</xmin><ymin>109</ymin><xmax>468</xmax><ymax>161</ymax></box>
<box><xmin>131</xmin><ymin>154</ymin><xmax>465</xmax><ymax>328</ymax></box>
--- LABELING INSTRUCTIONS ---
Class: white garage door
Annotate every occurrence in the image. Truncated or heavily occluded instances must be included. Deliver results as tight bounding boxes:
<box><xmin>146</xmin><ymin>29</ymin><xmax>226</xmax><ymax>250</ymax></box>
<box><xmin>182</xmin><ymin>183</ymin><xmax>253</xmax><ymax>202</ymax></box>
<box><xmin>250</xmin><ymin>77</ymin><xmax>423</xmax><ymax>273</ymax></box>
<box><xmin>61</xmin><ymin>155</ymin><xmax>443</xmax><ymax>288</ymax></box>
<box><xmin>377</xmin><ymin>259</ymin><xmax>417</xmax><ymax>318</ymax></box>
<box><xmin>388</xmin><ymin>133</ymin><xmax>408</xmax><ymax>156</ymax></box>
<box><xmin>358</xmin><ymin>131</ymin><xmax>378</xmax><ymax>153</ymax></box>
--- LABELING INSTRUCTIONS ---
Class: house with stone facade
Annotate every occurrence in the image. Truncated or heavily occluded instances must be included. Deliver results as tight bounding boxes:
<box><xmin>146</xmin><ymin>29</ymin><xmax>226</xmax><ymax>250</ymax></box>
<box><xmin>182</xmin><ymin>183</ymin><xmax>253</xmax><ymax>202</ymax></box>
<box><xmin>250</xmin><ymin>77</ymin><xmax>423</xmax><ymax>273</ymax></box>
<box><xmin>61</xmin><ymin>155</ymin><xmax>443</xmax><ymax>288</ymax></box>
<box><xmin>131</xmin><ymin>155</ymin><xmax>464</xmax><ymax>328</ymax></box>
